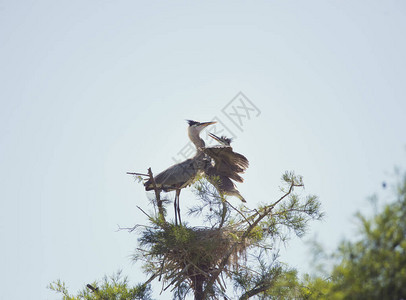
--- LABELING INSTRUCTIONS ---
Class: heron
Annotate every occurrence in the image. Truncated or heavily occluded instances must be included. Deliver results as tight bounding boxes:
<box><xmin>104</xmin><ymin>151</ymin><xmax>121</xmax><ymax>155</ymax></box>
<box><xmin>203</xmin><ymin>133</ymin><xmax>249</xmax><ymax>182</ymax></box>
<box><xmin>144</xmin><ymin>120</ymin><xmax>216</xmax><ymax>225</ymax></box>
<box><xmin>203</xmin><ymin>133</ymin><xmax>248</xmax><ymax>202</ymax></box>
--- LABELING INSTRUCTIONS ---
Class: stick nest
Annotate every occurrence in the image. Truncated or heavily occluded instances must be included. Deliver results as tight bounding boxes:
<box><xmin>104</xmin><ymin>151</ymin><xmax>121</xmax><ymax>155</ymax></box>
<box><xmin>140</xmin><ymin>224</ymin><xmax>252</xmax><ymax>290</ymax></box>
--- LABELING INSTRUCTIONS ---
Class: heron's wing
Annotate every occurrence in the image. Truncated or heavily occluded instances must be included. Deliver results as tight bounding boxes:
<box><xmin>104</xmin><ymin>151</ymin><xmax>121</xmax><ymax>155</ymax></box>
<box><xmin>144</xmin><ymin>158</ymin><xmax>199</xmax><ymax>191</ymax></box>
<box><xmin>213</xmin><ymin>173</ymin><xmax>236</xmax><ymax>190</ymax></box>
<box><xmin>205</xmin><ymin>164</ymin><xmax>243</xmax><ymax>183</ymax></box>
<box><xmin>206</xmin><ymin>171</ymin><xmax>246</xmax><ymax>202</ymax></box>
<box><xmin>204</xmin><ymin>146</ymin><xmax>249</xmax><ymax>174</ymax></box>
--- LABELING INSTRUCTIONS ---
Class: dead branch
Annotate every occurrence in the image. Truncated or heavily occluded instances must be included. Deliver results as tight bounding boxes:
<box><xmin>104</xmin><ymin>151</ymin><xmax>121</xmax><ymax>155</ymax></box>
<box><xmin>126</xmin><ymin>172</ymin><xmax>149</xmax><ymax>176</ymax></box>
<box><xmin>147</xmin><ymin>168</ymin><xmax>165</xmax><ymax>221</ymax></box>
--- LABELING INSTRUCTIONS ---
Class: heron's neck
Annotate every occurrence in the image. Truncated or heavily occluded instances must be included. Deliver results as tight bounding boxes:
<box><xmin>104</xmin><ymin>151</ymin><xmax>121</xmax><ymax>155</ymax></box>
<box><xmin>189</xmin><ymin>132</ymin><xmax>205</xmax><ymax>150</ymax></box>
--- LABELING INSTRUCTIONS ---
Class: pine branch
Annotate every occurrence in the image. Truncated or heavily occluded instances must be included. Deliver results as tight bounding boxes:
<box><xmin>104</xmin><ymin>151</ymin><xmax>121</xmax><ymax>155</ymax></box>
<box><xmin>202</xmin><ymin>178</ymin><xmax>299</xmax><ymax>298</ymax></box>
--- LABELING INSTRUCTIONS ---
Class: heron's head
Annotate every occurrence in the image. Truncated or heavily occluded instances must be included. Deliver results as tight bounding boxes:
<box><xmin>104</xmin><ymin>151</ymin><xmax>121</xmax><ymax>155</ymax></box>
<box><xmin>209</xmin><ymin>133</ymin><xmax>232</xmax><ymax>146</ymax></box>
<box><xmin>186</xmin><ymin>120</ymin><xmax>216</xmax><ymax>136</ymax></box>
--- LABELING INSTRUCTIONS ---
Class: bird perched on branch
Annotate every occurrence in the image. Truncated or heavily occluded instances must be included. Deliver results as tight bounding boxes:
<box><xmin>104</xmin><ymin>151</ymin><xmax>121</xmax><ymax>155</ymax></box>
<box><xmin>144</xmin><ymin>120</ymin><xmax>216</xmax><ymax>225</ymax></box>
<box><xmin>137</xmin><ymin>120</ymin><xmax>249</xmax><ymax>225</ymax></box>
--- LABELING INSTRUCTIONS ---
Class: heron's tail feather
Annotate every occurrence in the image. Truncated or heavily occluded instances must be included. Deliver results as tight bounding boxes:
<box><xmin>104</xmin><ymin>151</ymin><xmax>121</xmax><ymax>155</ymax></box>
<box><xmin>236</xmin><ymin>192</ymin><xmax>246</xmax><ymax>203</ymax></box>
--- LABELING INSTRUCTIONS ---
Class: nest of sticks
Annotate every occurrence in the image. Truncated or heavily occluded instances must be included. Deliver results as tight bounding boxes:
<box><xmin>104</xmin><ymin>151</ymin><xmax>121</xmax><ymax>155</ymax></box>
<box><xmin>142</xmin><ymin>224</ymin><xmax>252</xmax><ymax>292</ymax></box>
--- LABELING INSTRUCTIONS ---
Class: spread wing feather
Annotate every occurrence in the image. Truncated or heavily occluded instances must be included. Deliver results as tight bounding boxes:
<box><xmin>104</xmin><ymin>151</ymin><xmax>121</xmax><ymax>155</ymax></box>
<box><xmin>204</xmin><ymin>146</ymin><xmax>249</xmax><ymax>177</ymax></box>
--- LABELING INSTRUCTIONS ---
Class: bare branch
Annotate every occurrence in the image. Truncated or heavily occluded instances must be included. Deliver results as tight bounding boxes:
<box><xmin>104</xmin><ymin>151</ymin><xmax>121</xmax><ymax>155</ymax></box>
<box><xmin>127</xmin><ymin>172</ymin><xmax>149</xmax><ymax>177</ymax></box>
<box><xmin>147</xmin><ymin>168</ymin><xmax>165</xmax><ymax>221</ymax></box>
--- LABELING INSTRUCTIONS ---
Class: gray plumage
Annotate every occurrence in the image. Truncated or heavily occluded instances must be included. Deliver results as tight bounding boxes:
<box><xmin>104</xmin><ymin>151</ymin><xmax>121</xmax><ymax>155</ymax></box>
<box><xmin>144</xmin><ymin>152</ymin><xmax>208</xmax><ymax>192</ymax></box>
<box><xmin>144</xmin><ymin>120</ymin><xmax>216</xmax><ymax>225</ymax></box>
<box><xmin>203</xmin><ymin>146</ymin><xmax>248</xmax><ymax>182</ymax></box>
<box><xmin>143</xmin><ymin>121</ymin><xmax>248</xmax><ymax>225</ymax></box>
<box><xmin>205</xmin><ymin>168</ymin><xmax>246</xmax><ymax>202</ymax></box>
<box><xmin>203</xmin><ymin>133</ymin><xmax>248</xmax><ymax>202</ymax></box>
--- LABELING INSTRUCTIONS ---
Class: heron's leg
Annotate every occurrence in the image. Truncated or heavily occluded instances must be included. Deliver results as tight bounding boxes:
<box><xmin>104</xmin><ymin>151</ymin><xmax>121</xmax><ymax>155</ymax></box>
<box><xmin>176</xmin><ymin>189</ymin><xmax>182</xmax><ymax>226</ymax></box>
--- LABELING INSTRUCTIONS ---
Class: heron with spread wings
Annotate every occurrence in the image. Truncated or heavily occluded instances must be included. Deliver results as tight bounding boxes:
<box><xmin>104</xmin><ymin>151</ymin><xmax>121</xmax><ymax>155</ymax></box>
<box><xmin>144</xmin><ymin>120</ymin><xmax>215</xmax><ymax>225</ymax></box>
<box><xmin>137</xmin><ymin>120</ymin><xmax>248</xmax><ymax>226</ymax></box>
<box><xmin>203</xmin><ymin>133</ymin><xmax>249</xmax><ymax>202</ymax></box>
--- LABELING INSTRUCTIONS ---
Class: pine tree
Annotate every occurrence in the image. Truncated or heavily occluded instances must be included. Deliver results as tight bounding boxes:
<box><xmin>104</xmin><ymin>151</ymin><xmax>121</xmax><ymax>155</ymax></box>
<box><xmin>48</xmin><ymin>270</ymin><xmax>152</xmax><ymax>300</ymax></box>
<box><xmin>49</xmin><ymin>170</ymin><xmax>322</xmax><ymax>299</ymax></box>
<box><xmin>303</xmin><ymin>170</ymin><xmax>406</xmax><ymax>300</ymax></box>
<box><xmin>132</xmin><ymin>170</ymin><xmax>323</xmax><ymax>299</ymax></box>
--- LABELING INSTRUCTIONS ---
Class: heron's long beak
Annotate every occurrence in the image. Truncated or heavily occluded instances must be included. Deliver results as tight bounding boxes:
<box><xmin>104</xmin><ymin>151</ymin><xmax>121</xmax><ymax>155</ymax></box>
<box><xmin>208</xmin><ymin>132</ymin><xmax>221</xmax><ymax>141</ymax></box>
<box><xmin>198</xmin><ymin>121</ymin><xmax>216</xmax><ymax>128</ymax></box>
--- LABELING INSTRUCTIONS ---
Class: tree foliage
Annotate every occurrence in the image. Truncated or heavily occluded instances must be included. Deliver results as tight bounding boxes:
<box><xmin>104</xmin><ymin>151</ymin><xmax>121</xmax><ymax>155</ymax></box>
<box><xmin>133</xmin><ymin>171</ymin><xmax>322</xmax><ymax>299</ymax></box>
<box><xmin>48</xmin><ymin>271</ymin><xmax>152</xmax><ymax>300</ymax></box>
<box><xmin>49</xmin><ymin>160</ymin><xmax>406</xmax><ymax>299</ymax></box>
<box><xmin>304</xmin><ymin>171</ymin><xmax>406</xmax><ymax>300</ymax></box>
<box><xmin>49</xmin><ymin>171</ymin><xmax>322</xmax><ymax>299</ymax></box>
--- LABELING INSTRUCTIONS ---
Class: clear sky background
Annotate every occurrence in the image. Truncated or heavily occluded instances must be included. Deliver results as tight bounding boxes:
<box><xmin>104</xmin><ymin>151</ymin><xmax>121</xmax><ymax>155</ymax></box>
<box><xmin>1</xmin><ymin>1</ymin><xmax>406</xmax><ymax>299</ymax></box>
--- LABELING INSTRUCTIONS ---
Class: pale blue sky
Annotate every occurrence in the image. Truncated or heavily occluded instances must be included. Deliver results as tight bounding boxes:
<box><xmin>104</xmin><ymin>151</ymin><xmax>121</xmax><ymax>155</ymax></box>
<box><xmin>1</xmin><ymin>1</ymin><xmax>406</xmax><ymax>299</ymax></box>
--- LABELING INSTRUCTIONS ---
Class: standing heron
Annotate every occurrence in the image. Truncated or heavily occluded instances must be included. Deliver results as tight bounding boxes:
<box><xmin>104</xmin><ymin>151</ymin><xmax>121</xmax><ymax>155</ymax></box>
<box><xmin>144</xmin><ymin>120</ymin><xmax>216</xmax><ymax>225</ymax></box>
<box><xmin>203</xmin><ymin>133</ymin><xmax>249</xmax><ymax>202</ymax></box>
